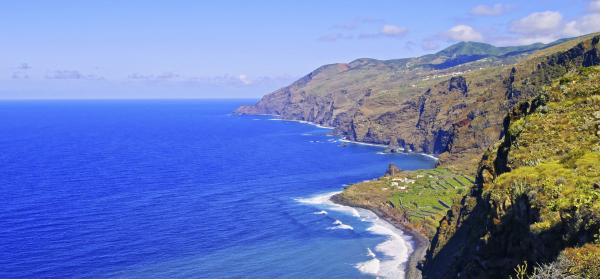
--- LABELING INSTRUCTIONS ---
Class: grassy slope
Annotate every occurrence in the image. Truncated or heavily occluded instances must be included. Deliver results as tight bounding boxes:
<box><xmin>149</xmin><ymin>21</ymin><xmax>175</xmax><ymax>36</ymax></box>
<box><xmin>424</xmin><ymin>66</ymin><xmax>600</xmax><ymax>278</ymax></box>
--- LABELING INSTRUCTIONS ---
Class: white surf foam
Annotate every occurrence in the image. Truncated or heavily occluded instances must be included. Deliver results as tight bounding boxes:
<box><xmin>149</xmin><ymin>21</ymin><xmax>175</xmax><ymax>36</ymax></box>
<box><xmin>367</xmin><ymin>248</ymin><xmax>376</xmax><ymax>258</ymax></box>
<box><xmin>328</xmin><ymin>219</ymin><xmax>354</xmax><ymax>230</ymax></box>
<box><xmin>420</xmin><ymin>153</ymin><xmax>439</xmax><ymax>161</ymax></box>
<box><xmin>264</xmin><ymin>118</ymin><xmax>440</xmax><ymax>162</ymax></box>
<box><xmin>339</xmin><ymin>138</ymin><xmax>388</xmax><ymax>148</ymax></box>
<box><xmin>355</xmin><ymin>258</ymin><xmax>381</xmax><ymax>276</ymax></box>
<box><xmin>295</xmin><ymin>192</ymin><xmax>413</xmax><ymax>279</ymax></box>
<box><xmin>267</xmin><ymin>118</ymin><xmax>334</xmax><ymax>129</ymax></box>
<box><xmin>338</xmin><ymin>138</ymin><xmax>443</xmax><ymax>161</ymax></box>
<box><xmin>313</xmin><ymin>210</ymin><xmax>328</xmax><ymax>215</ymax></box>
<box><xmin>295</xmin><ymin>192</ymin><xmax>360</xmax><ymax>217</ymax></box>
<box><xmin>363</xmin><ymin>220</ymin><xmax>413</xmax><ymax>279</ymax></box>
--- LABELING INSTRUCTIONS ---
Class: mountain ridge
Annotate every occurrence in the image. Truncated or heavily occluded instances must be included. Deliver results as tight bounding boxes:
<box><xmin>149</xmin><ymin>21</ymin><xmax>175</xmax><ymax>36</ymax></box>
<box><xmin>236</xmin><ymin>37</ymin><xmax>578</xmax><ymax>174</ymax></box>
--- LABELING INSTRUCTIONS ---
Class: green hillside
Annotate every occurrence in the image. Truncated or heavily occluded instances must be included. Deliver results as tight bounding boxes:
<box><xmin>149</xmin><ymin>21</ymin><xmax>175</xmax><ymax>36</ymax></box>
<box><xmin>425</xmin><ymin>51</ymin><xmax>600</xmax><ymax>278</ymax></box>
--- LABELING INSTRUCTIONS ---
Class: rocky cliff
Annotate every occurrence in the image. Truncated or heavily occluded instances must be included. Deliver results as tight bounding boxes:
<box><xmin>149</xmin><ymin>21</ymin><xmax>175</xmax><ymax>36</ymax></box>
<box><xmin>423</xmin><ymin>36</ymin><xmax>600</xmax><ymax>279</ymax></box>
<box><xmin>236</xmin><ymin>40</ymin><xmax>572</xmax><ymax>174</ymax></box>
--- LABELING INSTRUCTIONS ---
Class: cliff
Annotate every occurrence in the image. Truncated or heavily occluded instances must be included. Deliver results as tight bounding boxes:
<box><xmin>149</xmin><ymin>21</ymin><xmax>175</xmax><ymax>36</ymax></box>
<box><xmin>236</xmin><ymin>41</ymin><xmax>568</xmax><ymax>174</ymax></box>
<box><xmin>423</xmin><ymin>37</ymin><xmax>600</xmax><ymax>278</ymax></box>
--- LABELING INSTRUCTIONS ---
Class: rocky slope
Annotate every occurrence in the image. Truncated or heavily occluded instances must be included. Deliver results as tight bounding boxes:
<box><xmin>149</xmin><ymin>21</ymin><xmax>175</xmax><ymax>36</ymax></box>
<box><xmin>236</xmin><ymin>40</ymin><xmax>572</xmax><ymax>174</ymax></box>
<box><xmin>423</xmin><ymin>37</ymin><xmax>600</xmax><ymax>278</ymax></box>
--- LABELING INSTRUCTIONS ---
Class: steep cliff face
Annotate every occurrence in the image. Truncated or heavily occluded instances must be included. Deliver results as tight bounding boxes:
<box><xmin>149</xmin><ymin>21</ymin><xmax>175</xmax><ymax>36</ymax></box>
<box><xmin>237</xmin><ymin>40</ymin><xmax>581</xmax><ymax>174</ymax></box>
<box><xmin>423</xmin><ymin>38</ymin><xmax>600</xmax><ymax>279</ymax></box>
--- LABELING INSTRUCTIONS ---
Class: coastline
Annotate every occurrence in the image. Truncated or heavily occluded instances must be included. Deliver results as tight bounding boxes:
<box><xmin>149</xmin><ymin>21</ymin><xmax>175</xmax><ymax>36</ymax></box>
<box><xmin>244</xmin><ymin>113</ymin><xmax>433</xmax><ymax>278</ymax></box>
<box><xmin>297</xmin><ymin>191</ymin><xmax>422</xmax><ymax>279</ymax></box>
<box><xmin>330</xmin><ymin>194</ymin><xmax>429</xmax><ymax>279</ymax></box>
<box><xmin>239</xmin><ymin>114</ymin><xmax>440</xmax><ymax>161</ymax></box>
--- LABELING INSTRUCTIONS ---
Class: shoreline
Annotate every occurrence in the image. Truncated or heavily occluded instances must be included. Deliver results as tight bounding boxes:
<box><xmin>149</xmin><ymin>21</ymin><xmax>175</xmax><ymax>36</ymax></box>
<box><xmin>240</xmin><ymin>114</ymin><xmax>439</xmax><ymax>161</ymax></box>
<box><xmin>245</xmin><ymin>112</ymin><xmax>432</xmax><ymax>278</ymax></box>
<box><xmin>330</xmin><ymin>194</ymin><xmax>429</xmax><ymax>279</ymax></box>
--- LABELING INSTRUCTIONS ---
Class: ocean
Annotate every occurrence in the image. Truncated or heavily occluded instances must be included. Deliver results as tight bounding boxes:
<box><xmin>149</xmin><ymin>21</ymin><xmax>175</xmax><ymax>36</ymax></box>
<box><xmin>0</xmin><ymin>100</ymin><xmax>437</xmax><ymax>278</ymax></box>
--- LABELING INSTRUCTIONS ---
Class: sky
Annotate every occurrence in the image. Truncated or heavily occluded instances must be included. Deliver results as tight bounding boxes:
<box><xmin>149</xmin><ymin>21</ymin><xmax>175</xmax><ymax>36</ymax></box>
<box><xmin>2</xmin><ymin>0</ymin><xmax>600</xmax><ymax>99</ymax></box>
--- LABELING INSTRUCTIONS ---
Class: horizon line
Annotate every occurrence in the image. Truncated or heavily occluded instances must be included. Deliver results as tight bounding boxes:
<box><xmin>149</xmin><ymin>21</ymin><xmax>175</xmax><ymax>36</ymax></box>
<box><xmin>0</xmin><ymin>97</ymin><xmax>260</xmax><ymax>101</ymax></box>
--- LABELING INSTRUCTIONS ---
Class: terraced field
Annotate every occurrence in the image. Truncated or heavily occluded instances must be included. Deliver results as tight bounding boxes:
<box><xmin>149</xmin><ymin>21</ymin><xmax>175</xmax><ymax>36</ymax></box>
<box><xmin>387</xmin><ymin>169</ymin><xmax>474</xmax><ymax>224</ymax></box>
<box><xmin>337</xmin><ymin>167</ymin><xmax>474</xmax><ymax>237</ymax></box>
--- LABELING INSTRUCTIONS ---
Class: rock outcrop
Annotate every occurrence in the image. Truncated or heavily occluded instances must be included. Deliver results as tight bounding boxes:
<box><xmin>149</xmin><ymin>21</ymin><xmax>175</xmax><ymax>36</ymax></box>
<box><xmin>384</xmin><ymin>163</ymin><xmax>401</xmax><ymax>176</ymax></box>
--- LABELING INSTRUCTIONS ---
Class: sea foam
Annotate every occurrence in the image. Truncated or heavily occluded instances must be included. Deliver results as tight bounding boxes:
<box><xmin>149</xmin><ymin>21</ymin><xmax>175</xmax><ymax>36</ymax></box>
<box><xmin>295</xmin><ymin>192</ymin><xmax>360</xmax><ymax>217</ymax></box>
<box><xmin>267</xmin><ymin>118</ymin><xmax>334</xmax><ymax>129</ymax></box>
<box><xmin>339</xmin><ymin>138</ymin><xmax>388</xmax><ymax>148</ymax></box>
<box><xmin>420</xmin><ymin>153</ymin><xmax>440</xmax><ymax>161</ymax></box>
<box><xmin>363</xmin><ymin>221</ymin><xmax>413</xmax><ymax>279</ymax></box>
<box><xmin>355</xmin><ymin>258</ymin><xmax>380</xmax><ymax>276</ymax></box>
<box><xmin>296</xmin><ymin>192</ymin><xmax>413</xmax><ymax>278</ymax></box>
<box><xmin>327</xmin><ymin>219</ymin><xmax>354</xmax><ymax>230</ymax></box>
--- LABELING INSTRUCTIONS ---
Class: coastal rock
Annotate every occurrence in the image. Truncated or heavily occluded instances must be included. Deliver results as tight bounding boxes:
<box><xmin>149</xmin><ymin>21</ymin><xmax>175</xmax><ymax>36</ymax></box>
<box><xmin>385</xmin><ymin>137</ymin><xmax>403</xmax><ymax>153</ymax></box>
<box><xmin>385</xmin><ymin>163</ymin><xmax>401</xmax><ymax>176</ymax></box>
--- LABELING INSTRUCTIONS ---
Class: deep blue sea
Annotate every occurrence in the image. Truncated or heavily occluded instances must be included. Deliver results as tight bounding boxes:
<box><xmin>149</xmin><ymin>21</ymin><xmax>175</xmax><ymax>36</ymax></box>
<box><xmin>0</xmin><ymin>100</ymin><xmax>436</xmax><ymax>279</ymax></box>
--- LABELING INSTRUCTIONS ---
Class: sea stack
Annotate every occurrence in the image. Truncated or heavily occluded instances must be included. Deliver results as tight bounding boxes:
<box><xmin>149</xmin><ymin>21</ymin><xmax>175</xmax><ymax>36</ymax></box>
<box><xmin>385</xmin><ymin>163</ymin><xmax>401</xmax><ymax>176</ymax></box>
<box><xmin>385</xmin><ymin>137</ymin><xmax>403</xmax><ymax>153</ymax></box>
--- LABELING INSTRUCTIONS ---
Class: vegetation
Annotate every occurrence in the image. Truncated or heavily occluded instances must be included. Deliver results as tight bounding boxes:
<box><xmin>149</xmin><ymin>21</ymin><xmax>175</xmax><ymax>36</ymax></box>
<box><xmin>434</xmin><ymin>41</ymin><xmax>562</xmax><ymax>59</ymax></box>
<box><xmin>425</xmin><ymin>64</ymin><xmax>600</xmax><ymax>278</ymax></box>
<box><xmin>512</xmin><ymin>244</ymin><xmax>600</xmax><ymax>279</ymax></box>
<box><xmin>488</xmin><ymin>66</ymin><xmax>600</xmax><ymax>239</ymax></box>
<box><xmin>337</xmin><ymin>168</ymin><xmax>474</xmax><ymax>237</ymax></box>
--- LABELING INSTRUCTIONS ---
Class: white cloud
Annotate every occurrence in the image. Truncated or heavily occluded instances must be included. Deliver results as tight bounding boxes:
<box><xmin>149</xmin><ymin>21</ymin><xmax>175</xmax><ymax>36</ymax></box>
<box><xmin>127</xmin><ymin>72</ymin><xmax>294</xmax><ymax>88</ymax></box>
<box><xmin>563</xmin><ymin>14</ymin><xmax>600</xmax><ymax>36</ymax></box>
<box><xmin>358</xmin><ymin>24</ymin><xmax>408</xmax><ymax>39</ymax></box>
<box><xmin>510</xmin><ymin>11</ymin><xmax>563</xmax><ymax>35</ymax></box>
<box><xmin>589</xmin><ymin>0</ymin><xmax>600</xmax><ymax>12</ymax></box>
<box><xmin>238</xmin><ymin>74</ymin><xmax>252</xmax><ymax>85</ymax></box>
<box><xmin>321</xmin><ymin>19</ymin><xmax>407</xmax><ymax>41</ymax></box>
<box><xmin>471</xmin><ymin>4</ymin><xmax>510</xmax><ymax>16</ymax></box>
<box><xmin>381</xmin><ymin>24</ymin><xmax>408</xmax><ymax>36</ymax></box>
<box><xmin>128</xmin><ymin>72</ymin><xmax>180</xmax><ymax>81</ymax></box>
<box><xmin>445</xmin><ymin>25</ymin><xmax>483</xmax><ymax>42</ymax></box>
<box><xmin>45</xmin><ymin>70</ymin><xmax>102</xmax><ymax>80</ymax></box>
<box><xmin>499</xmin><ymin>8</ymin><xmax>600</xmax><ymax>45</ymax></box>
